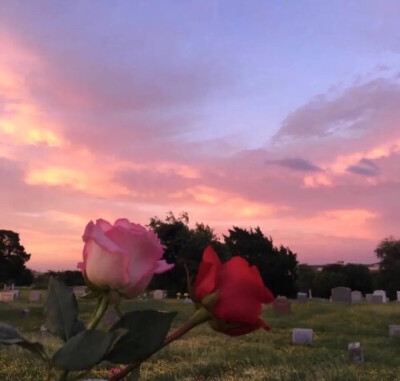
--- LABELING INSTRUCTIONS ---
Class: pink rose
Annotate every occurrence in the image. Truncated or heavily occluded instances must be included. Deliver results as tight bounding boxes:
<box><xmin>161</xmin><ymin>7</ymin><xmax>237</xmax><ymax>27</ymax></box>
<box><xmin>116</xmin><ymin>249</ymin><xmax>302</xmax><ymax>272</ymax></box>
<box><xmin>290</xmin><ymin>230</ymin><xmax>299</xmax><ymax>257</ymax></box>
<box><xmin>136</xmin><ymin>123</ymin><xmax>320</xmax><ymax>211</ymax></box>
<box><xmin>78</xmin><ymin>218</ymin><xmax>173</xmax><ymax>299</ymax></box>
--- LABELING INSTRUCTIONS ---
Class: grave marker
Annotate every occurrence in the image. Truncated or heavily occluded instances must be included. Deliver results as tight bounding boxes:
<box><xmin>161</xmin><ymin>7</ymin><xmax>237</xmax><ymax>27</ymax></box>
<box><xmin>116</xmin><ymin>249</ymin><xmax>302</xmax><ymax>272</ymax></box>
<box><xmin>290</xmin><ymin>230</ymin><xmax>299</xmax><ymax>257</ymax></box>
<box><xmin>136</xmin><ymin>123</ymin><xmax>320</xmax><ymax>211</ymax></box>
<box><xmin>348</xmin><ymin>342</ymin><xmax>364</xmax><ymax>364</ymax></box>
<box><xmin>273</xmin><ymin>297</ymin><xmax>292</xmax><ymax>314</ymax></box>
<box><xmin>331</xmin><ymin>287</ymin><xmax>351</xmax><ymax>304</ymax></box>
<box><xmin>373</xmin><ymin>290</ymin><xmax>387</xmax><ymax>303</ymax></box>
<box><xmin>351</xmin><ymin>291</ymin><xmax>362</xmax><ymax>304</ymax></box>
<box><xmin>372</xmin><ymin>295</ymin><xmax>383</xmax><ymax>304</ymax></box>
<box><xmin>297</xmin><ymin>292</ymin><xmax>308</xmax><ymax>303</ymax></box>
<box><xmin>292</xmin><ymin>328</ymin><xmax>313</xmax><ymax>345</ymax></box>
<box><xmin>29</xmin><ymin>291</ymin><xmax>42</xmax><ymax>302</ymax></box>
<box><xmin>389</xmin><ymin>325</ymin><xmax>400</xmax><ymax>338</ymax></box>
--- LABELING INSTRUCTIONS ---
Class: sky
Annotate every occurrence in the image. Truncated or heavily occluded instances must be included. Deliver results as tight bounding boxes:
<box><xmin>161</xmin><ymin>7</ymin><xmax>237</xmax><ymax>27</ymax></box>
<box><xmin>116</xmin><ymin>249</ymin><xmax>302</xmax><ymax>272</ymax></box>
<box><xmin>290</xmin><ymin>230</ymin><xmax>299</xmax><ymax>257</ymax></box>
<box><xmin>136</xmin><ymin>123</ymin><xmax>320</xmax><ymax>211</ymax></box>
<box><xmin>1</xmin><ymin>1</ymin><xmax>400</xmax><ymax>270</ymax></box>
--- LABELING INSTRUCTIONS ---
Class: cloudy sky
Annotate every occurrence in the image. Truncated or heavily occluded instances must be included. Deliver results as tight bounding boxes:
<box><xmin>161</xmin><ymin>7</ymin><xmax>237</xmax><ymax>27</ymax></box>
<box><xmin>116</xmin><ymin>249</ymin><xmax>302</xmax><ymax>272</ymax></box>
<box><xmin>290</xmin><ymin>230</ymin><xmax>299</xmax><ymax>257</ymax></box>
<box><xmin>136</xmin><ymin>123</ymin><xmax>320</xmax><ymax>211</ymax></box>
<box><xmin>1</xmin><ymin>1</ymin><xmax>399</xmax><ymax>270</ymax></box>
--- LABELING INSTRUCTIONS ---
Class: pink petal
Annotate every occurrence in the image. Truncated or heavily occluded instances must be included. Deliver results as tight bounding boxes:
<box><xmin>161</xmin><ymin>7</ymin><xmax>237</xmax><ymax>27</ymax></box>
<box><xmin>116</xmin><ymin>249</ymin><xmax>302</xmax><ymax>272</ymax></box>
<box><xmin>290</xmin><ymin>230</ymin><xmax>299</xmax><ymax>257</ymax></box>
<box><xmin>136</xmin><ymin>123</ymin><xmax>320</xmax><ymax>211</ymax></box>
<box><xmin>154</xmin><ymin>260</ymin><xmax>174</xmax><ymax>274</ymax></box>
<box><xmin>85</xmin><ymin>240</ymin><xmax>130</xmax><ymax>290</ymax></box>
<box><xmin>96</xmin><ymin>218</ymin><xmax>114</xmax><ymax>233</ymax></box>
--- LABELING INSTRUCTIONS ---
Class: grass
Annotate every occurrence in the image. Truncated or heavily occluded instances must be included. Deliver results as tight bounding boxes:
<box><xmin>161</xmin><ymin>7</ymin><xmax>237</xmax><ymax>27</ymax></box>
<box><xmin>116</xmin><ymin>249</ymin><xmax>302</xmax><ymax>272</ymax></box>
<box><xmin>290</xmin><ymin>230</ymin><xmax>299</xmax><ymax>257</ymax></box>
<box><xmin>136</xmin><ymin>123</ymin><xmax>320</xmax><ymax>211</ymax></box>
<box><xmin>1</xmin><ymin>290</ymin><xmax>400</xmax><ymax>380</ymax></box>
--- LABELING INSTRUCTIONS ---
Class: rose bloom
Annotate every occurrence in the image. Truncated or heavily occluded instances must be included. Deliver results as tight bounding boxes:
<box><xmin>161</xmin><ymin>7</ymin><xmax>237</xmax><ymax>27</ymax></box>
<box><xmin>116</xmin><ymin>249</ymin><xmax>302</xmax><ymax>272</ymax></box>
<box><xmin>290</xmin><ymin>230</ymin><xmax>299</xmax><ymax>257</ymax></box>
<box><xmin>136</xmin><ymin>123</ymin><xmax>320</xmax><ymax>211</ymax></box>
<box><xmin>78</xmin><ymin>218</ymin><xmax>173</xmax><ymax>298</ymax></box>
<box><xmin>194</xmin><ymin>246</ymin><xmax>274</xmax><ymax>336</ymax></box>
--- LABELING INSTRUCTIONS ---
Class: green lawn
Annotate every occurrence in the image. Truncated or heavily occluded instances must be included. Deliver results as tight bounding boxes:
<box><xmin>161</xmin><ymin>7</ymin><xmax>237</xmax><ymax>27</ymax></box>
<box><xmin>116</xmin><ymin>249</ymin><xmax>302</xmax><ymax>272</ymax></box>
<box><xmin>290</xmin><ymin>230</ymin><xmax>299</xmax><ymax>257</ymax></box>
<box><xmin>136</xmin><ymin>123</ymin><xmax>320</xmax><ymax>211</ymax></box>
<box><xmin>1</xmin><ymin>290</ymin><xmax>400</xmax><ymax>380</ymax></box>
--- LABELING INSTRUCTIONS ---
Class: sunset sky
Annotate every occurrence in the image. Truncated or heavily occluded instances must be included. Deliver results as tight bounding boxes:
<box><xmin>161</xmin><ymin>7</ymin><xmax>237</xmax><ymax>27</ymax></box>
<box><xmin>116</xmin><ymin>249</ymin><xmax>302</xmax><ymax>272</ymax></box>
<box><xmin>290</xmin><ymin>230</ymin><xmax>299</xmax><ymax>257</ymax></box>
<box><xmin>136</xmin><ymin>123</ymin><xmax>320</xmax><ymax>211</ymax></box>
<box><xmin>1</xmin><ymin>1</ymin><xmax>400</xmax><ymax>270</ymax></box>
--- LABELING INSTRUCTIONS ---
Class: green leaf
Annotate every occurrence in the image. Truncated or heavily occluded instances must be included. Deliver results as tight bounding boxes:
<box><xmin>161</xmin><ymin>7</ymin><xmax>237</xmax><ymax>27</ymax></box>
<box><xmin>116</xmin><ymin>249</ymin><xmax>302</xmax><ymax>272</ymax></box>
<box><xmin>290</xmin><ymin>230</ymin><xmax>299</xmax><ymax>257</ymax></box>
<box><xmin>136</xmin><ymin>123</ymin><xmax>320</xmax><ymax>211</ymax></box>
<box><xmin>52</xmin><ymin>329</ymin><xmax>126</xmax><ymax>371</ymax></box>
<box><xmin>44</xmin><ymin>277</ymin><xmax>84</xmax><ymax>341</ymax></box>
<box><xmin>106</xmin><ymin>310</ymin><xmax>177</xmax><ymax>364</ymax></box>
<box><xmin>0</xmin><ymin>322</ymin><xmax>47</xmax><ymax>361</ymax></box>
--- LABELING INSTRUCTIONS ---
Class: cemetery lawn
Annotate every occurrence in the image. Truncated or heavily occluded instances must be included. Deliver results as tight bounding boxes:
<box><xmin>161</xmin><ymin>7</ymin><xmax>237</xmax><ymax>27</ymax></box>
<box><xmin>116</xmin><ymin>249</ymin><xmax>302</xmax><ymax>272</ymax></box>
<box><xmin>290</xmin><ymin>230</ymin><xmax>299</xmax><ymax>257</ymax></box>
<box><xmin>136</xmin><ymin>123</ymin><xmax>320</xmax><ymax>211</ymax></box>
<box><xmin>1</xmin><ymin>291</ymin><xmax>400</xmax><ymax>380</ymax></box>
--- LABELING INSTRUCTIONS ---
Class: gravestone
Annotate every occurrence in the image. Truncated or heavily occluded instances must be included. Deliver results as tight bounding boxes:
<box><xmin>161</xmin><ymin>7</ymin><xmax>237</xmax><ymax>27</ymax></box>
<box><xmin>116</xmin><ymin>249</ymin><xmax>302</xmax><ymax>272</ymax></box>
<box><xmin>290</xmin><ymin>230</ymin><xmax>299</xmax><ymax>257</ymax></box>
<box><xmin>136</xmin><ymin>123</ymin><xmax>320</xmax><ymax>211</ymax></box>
<box><xmin>10</xmin><ymin>290</ymin><xmax>19</xmax><ymax>298</ymax></box>
<box><xmin>348</xmin><ymin>342</ymin><xmax>364</xmax><ymax>364</ymax></box>
<box><xmin>372</xmin><ymin>295</ymin><xmax>383</xmax><ymax>304</ymax></box>
<box><xmin>389</xmin><ymin>325</ymin><xmax>400</xmax><ymax>338</ymax></box>
<box><xmin>292</xmin><ymin>328</ymin><xmax>313</xmax><ymax>345</ymax></box>
<box><xmin>351</xmin><ymin>291</ymin><xmax>362</xmax><ymax>304</ymax></box>
<box><xmin>101</xmin><ymin>308</ymin><xmax>120</xmax><ymax>329</ymax></box>
<box><xmin>331</xmin><ymin>287</ymin><xmax>352</xmax><ymax>304</ymax></box>
<box><xmin>0</xmin><ymin>292</ymin><xmax>15</xmax><ymax>302</ymax></box>
<box><xmin>73</xmin><ymin>286</ymin><xmax>88</xmax><ymax>297</ymax></box>
<box><xmin>153</xmin><ymin>289</ymin><xmax>164</xmax><ymax>300</ymax></box>
<box><xmin>176</xmin><ymin>292</ymin><xmax>181</xmax><ymax>299</ymax></box>
<box><xmin>365</xmin><ymin>294</ymin><xmax>373</xmax><ymax>302</ymax></box>
<box><xmin>297</xmin><ymin>292</ymin><xmax>308</xmax><ymax>303</ymax></box>
<box><xmin>29</xmin><ymin>291</ymin><xmax>42</xmax><ymax>302</ymax></box>
<box><xmin>273</xmin><ymin>297</ymin><xmax>292</xmax><ymax>314</ymax></box>
<box><xmin>397</xmin><ymin>291</ymin><xmax>400</xmax><ymax>302</ymax></box>
<box><xmin>373</xmin><ymin>290</ymin><xmax>387</xmax><ymax>303</ymax></box>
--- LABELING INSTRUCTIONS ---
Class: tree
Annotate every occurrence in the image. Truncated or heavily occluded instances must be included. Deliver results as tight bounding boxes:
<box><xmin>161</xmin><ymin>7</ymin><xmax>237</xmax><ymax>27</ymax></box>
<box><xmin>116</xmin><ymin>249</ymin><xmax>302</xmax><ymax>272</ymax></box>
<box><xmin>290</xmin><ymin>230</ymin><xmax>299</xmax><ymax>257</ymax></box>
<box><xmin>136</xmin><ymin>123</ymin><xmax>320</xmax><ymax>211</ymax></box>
<box><xmin>148</xmin><ymin>212</ymin><xmax>222</xmax><ymax>294</ymax></box>
<box><xmin>375</xmin><ymin>236</ymin><xmax>400</xmax><ymax>299</ymax></box>
<box><xmin>0</xmin><ymin>230</ymin><xmax>31</xmax><ymax>286</ymax></box>
<box><xmin>224</xmin><ymin>226</ymin><xmax>298</xmax><ymax>297</ymax></box>
<box><xmin>296</xmin><ymin>264</ymin><xmax>316</xmax><ymax>293</ymax></box>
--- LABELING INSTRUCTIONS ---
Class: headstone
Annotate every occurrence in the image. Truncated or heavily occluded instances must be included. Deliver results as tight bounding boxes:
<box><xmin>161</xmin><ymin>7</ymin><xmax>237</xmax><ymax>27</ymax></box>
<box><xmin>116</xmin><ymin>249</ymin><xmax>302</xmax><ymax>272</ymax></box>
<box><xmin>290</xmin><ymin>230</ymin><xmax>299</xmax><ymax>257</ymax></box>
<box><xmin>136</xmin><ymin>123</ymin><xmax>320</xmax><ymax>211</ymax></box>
<box><xmin>40</xmin><ymin>325</ymin><xmax>48</xmax><ymax>336</ymax></box>
<box><xmin>101</xmin><ymin>308</ymin><xmax>120</xmax><ymax>329</ymax></box>
<box><xmin>389</xmin><ymin>325</ymin><xmax>400</xmax><ymax>338</ymax></box>
<box><xmin>73</xmin><ymin>286</ymin><xmax>88</xmax><ymax>297</ymax></box>
<box><xmin>273</xmin><ymin>297</ymin><xmax>292</xmax><ymax>314</ymax></box>
<box><xmin>348</xmin><ymin>342</ymin><xmax>364</xmax><ymax>364</ymax></box>
<box><xmin>366</xmin><ymin>294</ymin><xmax>373</xmax><ymax>303</ymax></box>
<box><xmin>292</xmin><ymin>328</ymin><xmax>313</xmax><ymax>345</ymax></box>
<box><xmin>371</xmin><ymin>295</ymin><xmax>383</xmax><ymax>304</ymax></box>
<box><xmin>21</xmin><ymin>309</ymin><xmax>30</xmax><ymax>318</ymax></box>
<box><xmin>397</xmin><ymin>291</ymin><xmax>400</xmax><ymax>302</ymax></box>
<box><xmin>351</xmin><ymin>291</ymin><xmax>362</xmax><ymax>304</ymax></box>
<box><xmin>297</xmin><ymin>292</ymin><xmax>308</xmax><ymax>303</ymax></box>
<box><xmin>153</xmin><ymin>289</ymin><xmax>164</xmax><ymax>300</ymax></box>
<box><xmin>373</xmin><ymin>290</ymin><xmax>387</xmax><ymax>303</ymax></box>
<box><xmin>0</xmin><ymin>292</ymin><xmax>15</xmax><ymax>301</ymax></box>
<box><xmin>308</xmin><ymin>289</ymin><xmax>312</xmax><ymax>299</ymax></box>
<box><xmin>29</xmin><ymin>291</ymin><xmax>42</xmax><ymax>302</ymax></box>
<box><xmin>176</xmin><ymin>292</ymin><xmax>181</xmax><ymax>299</ymax></box>
<box><xmin>10</xmin><ymin>290</ymin><xmax>19</xmax><ymax>298</ymax></box>
<box><xmin>331</xmin><ymin>287</ymin><xmax>352</xmax><ymax>304</ymax></box>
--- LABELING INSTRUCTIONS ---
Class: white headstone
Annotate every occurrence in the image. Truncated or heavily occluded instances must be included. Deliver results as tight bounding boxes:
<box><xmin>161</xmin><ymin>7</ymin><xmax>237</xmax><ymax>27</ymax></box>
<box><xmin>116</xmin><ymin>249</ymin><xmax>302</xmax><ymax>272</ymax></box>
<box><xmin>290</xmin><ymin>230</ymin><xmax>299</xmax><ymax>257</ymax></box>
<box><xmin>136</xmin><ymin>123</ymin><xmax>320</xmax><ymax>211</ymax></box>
<box><xmin>389</xmin><ymin>325</ymin><xmax>400</xmax><ymax>338</ymax></box>
<box><xmin>348</xmin><ymin>342</ymin><xmax>364</xmax><ymax>364</ymax></box>
<box><xmin>153</xmin><ymin>289</ymin><xmax>164</xmax><ymax>299</ymax></box>
<box><xmin>372</xmin><ymin>294</ymin><xmax>383</xmax><ymax>304</ymax></box>
<box><xmin>0</xmin><ymin>292</ymin><xmax>15</xmax><ymax>301</ymax></box>
<box><xmin>397</xmin><ymin>291</ymin><xmax>400</xmax><ymax>302</ymax></box>
<box><xmin>373</xmin><ymin>290</ymin><xmax>387</xmax><ymax>303</ymax></box>
<box><xmin>308</xmin><ymin>289</ymin><xmax>312</xmax><ymax>299</ymax></box>
<box><xmin>351</xmin><ymin>291</ymin><xmax>362</xmax><ymax>304</ymax></box>
<box><xmin>297</xmin><ymin>292</ymin><xmax>308</xmax><ymax>303</ymax></box>
<box><xmin>29</xmin><ymin>291</ymin><xmax>42</xmax><ymax>302</ymax></box>
<box><xmin>331</xmin><ymin>287</ymin><xmax>352</xmax><ymax>304</ymax></box>
<box><xmin>292</xmin><ymin>328</ymin><xmax>313</xmax><ymax>345</ymax></box>
<box><xmin>366</xmin><ymin>294</ymin><xmax>373</xmax><ymax>302</ymax></box>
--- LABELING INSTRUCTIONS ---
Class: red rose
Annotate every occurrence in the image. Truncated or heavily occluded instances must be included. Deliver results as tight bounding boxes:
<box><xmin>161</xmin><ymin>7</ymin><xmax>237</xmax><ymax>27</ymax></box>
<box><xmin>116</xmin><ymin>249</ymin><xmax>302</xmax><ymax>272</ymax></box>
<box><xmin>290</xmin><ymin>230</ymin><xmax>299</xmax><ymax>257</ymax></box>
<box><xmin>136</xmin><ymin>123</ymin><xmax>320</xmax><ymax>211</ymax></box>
<box><xmin>194</xmin><ymin>246</ymin><xmax>274</xmax><ymax>336</ymax></box>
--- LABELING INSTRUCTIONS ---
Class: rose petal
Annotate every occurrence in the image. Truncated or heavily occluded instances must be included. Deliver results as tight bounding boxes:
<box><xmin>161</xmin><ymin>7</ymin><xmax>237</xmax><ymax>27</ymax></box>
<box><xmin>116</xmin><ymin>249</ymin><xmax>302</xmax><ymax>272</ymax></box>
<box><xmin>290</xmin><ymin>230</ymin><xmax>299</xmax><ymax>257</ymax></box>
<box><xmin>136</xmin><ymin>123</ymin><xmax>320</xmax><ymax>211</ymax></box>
<box><xmin>213</xmin><ymin>256</ymin><xmax>267</xmax><ymax>324</ymax></box>
<box><xmin>85</xmin><ymin>240</ymin><xmax>129</xmax><ymax>290</ymax></box>
<box><xmin>154</xmin><ymin>260</ymin><xmax>174</xmax><ymax>274</ymax></box>
<box><xmin>221</xmin><ymin>319</ymin><xmax>270</xmax><ymax>336</ymax></box>
<box><xmin>194</xmin><ymin>246</ymin><xmax>222</xmax><ymax>301</ymax></box>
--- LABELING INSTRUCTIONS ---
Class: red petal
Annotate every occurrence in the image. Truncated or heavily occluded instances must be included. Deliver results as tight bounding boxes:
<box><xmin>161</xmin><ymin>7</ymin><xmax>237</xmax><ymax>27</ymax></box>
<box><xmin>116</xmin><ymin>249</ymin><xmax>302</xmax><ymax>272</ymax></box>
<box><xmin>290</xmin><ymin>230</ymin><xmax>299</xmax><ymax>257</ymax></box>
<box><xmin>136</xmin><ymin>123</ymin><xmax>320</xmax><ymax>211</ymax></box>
<box><xmin>194</xmin><ymin>246</ymin><xmax>222</xmax><ymax>300</ymax></box>
<box><xmin>213</xmin><ymin>256</ymin><xmax>270</xmax><ymax>324</ymax></box>
<box><xmin>223</xmin><ymin>319</ymin><xmax>269</xmax><ymax>336</ymax></box>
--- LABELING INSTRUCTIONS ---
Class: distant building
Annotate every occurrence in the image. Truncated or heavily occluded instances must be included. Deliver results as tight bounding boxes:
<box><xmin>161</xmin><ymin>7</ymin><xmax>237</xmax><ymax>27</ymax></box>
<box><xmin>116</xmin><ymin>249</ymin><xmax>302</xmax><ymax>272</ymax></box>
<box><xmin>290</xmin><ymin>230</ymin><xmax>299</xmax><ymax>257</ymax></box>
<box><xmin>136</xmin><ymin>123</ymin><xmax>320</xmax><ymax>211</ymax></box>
<box><xmin>305</xmin><ymin>262</ymin><xmax>380</xmax><ymax>272</ymax></box>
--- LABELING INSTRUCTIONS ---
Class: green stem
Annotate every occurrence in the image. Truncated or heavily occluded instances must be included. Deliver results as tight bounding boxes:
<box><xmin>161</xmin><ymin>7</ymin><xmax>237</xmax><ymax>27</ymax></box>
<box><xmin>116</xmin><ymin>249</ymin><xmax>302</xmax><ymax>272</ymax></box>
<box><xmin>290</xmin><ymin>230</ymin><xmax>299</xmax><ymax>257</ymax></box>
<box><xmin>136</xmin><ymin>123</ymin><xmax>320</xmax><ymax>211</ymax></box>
<box><xmin>88</xmin><ymin>294</ymin><xmax>109</xmax><ymax>330</ymax></box>
<box><xmin>109</xmin><ymin>307</ymin><xmax>211</xmax><ymax>381</ymax></box>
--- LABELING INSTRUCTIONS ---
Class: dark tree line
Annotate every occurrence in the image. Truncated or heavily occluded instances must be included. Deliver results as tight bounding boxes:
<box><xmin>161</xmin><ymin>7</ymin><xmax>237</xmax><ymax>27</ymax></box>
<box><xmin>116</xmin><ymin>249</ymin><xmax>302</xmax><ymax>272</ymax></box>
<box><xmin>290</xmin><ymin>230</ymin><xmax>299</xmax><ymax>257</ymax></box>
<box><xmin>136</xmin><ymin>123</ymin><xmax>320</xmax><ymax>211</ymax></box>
<box><xmin>0</xmin><ymin>230</ymin><xmax>33</xmax><ymax>286</ymax></box>
<box><xmin>149</xmin><ymin>212</ymin><xmax>298</xmax><ymax>297</ymax></box>
<box><xmin>2</xmin><ymin>221</ymin><xmax>399</xmax><ymax>300</ymax></box>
